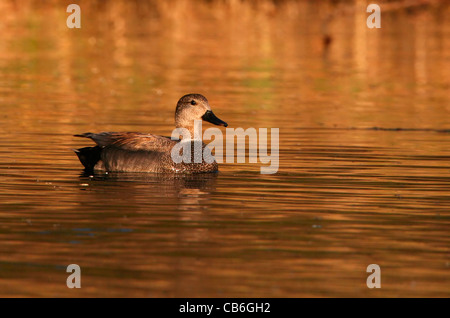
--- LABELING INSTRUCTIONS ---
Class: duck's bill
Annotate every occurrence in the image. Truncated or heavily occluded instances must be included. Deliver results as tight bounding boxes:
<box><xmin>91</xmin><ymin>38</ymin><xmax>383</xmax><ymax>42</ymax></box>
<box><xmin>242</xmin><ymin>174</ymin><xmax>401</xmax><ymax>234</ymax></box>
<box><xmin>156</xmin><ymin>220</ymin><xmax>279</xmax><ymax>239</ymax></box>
<box><xmin>202</xmin><ymin>110</ymin><xmax>228</xmax><ymax>127</ymax></box>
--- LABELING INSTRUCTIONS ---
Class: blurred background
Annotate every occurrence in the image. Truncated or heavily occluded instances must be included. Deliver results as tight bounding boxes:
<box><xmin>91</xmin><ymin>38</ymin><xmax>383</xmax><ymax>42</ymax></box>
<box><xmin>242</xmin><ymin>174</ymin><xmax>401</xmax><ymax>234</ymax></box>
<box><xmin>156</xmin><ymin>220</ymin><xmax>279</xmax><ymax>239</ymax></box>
<box><xmin>0</xmin><ymin>0</ymin><xmax>449</xmax><ymax>297</ymax></box>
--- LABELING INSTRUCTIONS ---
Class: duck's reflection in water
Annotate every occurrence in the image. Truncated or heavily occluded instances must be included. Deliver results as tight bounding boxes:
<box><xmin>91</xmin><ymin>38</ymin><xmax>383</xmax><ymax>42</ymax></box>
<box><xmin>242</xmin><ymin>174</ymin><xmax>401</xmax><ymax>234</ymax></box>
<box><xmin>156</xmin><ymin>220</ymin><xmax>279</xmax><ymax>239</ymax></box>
<box><xmin>77</xmin><ymin>171</ymin><xmax>218</xmax><ymax>213</ymax></box>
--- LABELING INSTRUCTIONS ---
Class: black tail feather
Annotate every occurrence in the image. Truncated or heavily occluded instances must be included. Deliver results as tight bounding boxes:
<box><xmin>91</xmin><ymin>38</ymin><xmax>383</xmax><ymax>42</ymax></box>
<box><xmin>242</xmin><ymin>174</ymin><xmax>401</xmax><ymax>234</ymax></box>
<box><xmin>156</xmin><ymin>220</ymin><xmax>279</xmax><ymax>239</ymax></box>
<box><xmin>74</xmin><ymin>146</ymin><xmax>102</xmax><ymax>171</ymax></box>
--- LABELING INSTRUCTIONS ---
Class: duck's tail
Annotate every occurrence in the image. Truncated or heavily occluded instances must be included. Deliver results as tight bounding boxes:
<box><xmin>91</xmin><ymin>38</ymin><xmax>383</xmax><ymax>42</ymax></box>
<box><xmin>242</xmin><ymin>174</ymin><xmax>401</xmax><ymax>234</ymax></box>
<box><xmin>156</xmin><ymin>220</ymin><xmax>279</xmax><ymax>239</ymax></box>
<box><xmin>73</xmin><ymin>146</ymin><xmax>102</xmax><ymax>171</ymax></box>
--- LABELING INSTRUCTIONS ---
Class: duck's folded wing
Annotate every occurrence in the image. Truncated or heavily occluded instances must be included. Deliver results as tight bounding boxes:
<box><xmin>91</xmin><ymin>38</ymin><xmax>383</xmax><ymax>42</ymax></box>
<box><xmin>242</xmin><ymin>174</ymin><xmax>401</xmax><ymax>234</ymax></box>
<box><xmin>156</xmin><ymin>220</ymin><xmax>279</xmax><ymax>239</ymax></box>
<box><xmin>74</xmin><ymin>132</ymin><xmax>178</xmax><ymax>151</ymax></box>
<box><xmin>74</xmin><ymin>132</ymin><xmax>178</xmax><ymax>172</ymax></box>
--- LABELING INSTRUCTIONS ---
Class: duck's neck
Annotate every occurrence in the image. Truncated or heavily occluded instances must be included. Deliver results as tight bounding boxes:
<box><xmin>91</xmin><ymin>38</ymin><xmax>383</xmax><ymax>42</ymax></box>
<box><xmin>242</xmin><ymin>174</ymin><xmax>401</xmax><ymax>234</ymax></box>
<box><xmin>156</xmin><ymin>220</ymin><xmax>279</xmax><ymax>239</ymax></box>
<box><xmin>178</xmin><ymin>120</ymin><xmax>203</xmax><ymax>141</ymax></box>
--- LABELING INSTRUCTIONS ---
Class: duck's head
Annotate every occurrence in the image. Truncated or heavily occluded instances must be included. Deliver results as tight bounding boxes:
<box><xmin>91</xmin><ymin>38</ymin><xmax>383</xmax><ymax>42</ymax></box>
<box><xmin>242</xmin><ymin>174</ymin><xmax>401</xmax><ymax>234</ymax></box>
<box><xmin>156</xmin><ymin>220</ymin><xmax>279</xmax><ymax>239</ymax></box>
<box><xmin>175</xmin><ymin>94</ymin><xmax>228</xmax><ymax>129</ymax></box>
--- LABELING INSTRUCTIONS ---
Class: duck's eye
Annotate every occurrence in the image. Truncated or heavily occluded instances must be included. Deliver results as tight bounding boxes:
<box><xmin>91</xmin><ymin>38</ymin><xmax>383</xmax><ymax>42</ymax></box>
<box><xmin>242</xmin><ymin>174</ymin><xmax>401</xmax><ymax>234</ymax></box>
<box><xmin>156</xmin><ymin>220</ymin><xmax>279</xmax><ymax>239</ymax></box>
<box><xmin>190</xmin><ymin>100</ymin><xmax>197</xmax><ymax>106</ymax></box>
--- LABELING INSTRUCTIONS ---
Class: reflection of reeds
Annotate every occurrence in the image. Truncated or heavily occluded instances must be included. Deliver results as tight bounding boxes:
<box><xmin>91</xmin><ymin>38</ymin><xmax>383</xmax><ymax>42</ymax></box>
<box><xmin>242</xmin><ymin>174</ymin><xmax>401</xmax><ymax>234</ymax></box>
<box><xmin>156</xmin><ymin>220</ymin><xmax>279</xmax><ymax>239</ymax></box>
<box><xmin>0</xmin><ymin>0</ymin><xmax>448</xmax><ymax>136</ymax></box>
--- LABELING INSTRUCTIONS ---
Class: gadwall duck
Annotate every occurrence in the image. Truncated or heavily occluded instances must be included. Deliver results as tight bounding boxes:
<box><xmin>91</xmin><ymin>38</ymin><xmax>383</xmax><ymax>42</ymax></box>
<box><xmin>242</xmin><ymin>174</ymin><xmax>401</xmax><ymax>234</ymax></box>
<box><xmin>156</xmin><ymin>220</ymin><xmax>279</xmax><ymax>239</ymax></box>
<box><xmin>74</xmin><ymin>94</ymin><xmax>228</xmax><ymax>173</ymax></box>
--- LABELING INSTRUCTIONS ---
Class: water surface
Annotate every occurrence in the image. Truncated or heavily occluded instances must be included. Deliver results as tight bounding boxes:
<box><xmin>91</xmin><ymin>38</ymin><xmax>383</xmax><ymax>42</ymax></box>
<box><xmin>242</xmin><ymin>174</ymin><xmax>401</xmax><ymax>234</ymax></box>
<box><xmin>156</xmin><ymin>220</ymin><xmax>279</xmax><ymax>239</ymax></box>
<box><xmin>0</xmin><ymin>0</ymin><xmax>449</xmax><ymax>297</ymax></box>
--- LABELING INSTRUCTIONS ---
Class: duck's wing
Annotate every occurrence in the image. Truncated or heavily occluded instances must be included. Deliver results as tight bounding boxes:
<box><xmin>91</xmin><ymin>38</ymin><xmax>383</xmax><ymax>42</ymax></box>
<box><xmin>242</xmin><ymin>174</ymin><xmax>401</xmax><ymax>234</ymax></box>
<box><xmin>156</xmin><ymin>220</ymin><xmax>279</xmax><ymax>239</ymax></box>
<box><xmin>74</xmin><ymin>132</ymin><xmax>178</xmax><ymax>151</ymax></box>
<box><xmin>74</xmin><ymin>132</ymin><xmax>179</xmax><ymax>172</ymax></box>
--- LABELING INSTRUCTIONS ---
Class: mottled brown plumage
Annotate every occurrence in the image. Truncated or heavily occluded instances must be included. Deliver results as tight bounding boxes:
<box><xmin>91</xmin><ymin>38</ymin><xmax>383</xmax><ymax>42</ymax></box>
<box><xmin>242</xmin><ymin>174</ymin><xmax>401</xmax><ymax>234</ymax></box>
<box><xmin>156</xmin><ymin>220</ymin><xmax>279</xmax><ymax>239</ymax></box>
<box><xmin>74</xmin><ymin>94</ymin><xmax>227</xmax><ymax>173</ymax></box>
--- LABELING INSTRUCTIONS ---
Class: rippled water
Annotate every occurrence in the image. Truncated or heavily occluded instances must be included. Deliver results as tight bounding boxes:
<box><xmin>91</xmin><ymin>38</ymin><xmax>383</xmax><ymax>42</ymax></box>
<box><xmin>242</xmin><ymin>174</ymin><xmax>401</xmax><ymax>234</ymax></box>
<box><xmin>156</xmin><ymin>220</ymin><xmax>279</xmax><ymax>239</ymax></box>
<box><xmin>0</xmin><ymin>0</ymin><xmax>449</xmax><ymax>297</ymax></box>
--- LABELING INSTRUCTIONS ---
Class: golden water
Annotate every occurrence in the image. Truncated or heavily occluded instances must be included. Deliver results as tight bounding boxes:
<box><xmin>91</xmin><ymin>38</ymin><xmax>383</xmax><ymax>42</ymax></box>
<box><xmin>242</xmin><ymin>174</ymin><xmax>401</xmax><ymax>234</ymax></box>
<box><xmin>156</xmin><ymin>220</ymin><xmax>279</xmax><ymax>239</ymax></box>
<box><xmin>0</xmin><ymin>0</ymin><xmax>449</xmax><ymax>297</ymax></box>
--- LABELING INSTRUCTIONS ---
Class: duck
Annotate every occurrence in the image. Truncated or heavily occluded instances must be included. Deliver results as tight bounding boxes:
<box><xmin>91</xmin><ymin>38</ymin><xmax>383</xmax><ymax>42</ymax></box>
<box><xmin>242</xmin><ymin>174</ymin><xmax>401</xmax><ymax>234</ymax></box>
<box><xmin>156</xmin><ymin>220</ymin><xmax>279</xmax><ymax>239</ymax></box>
<box><xmin>74</xmin><ymin>94</ymin><xmax>228</xmax><ymax>173</ymax></box>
